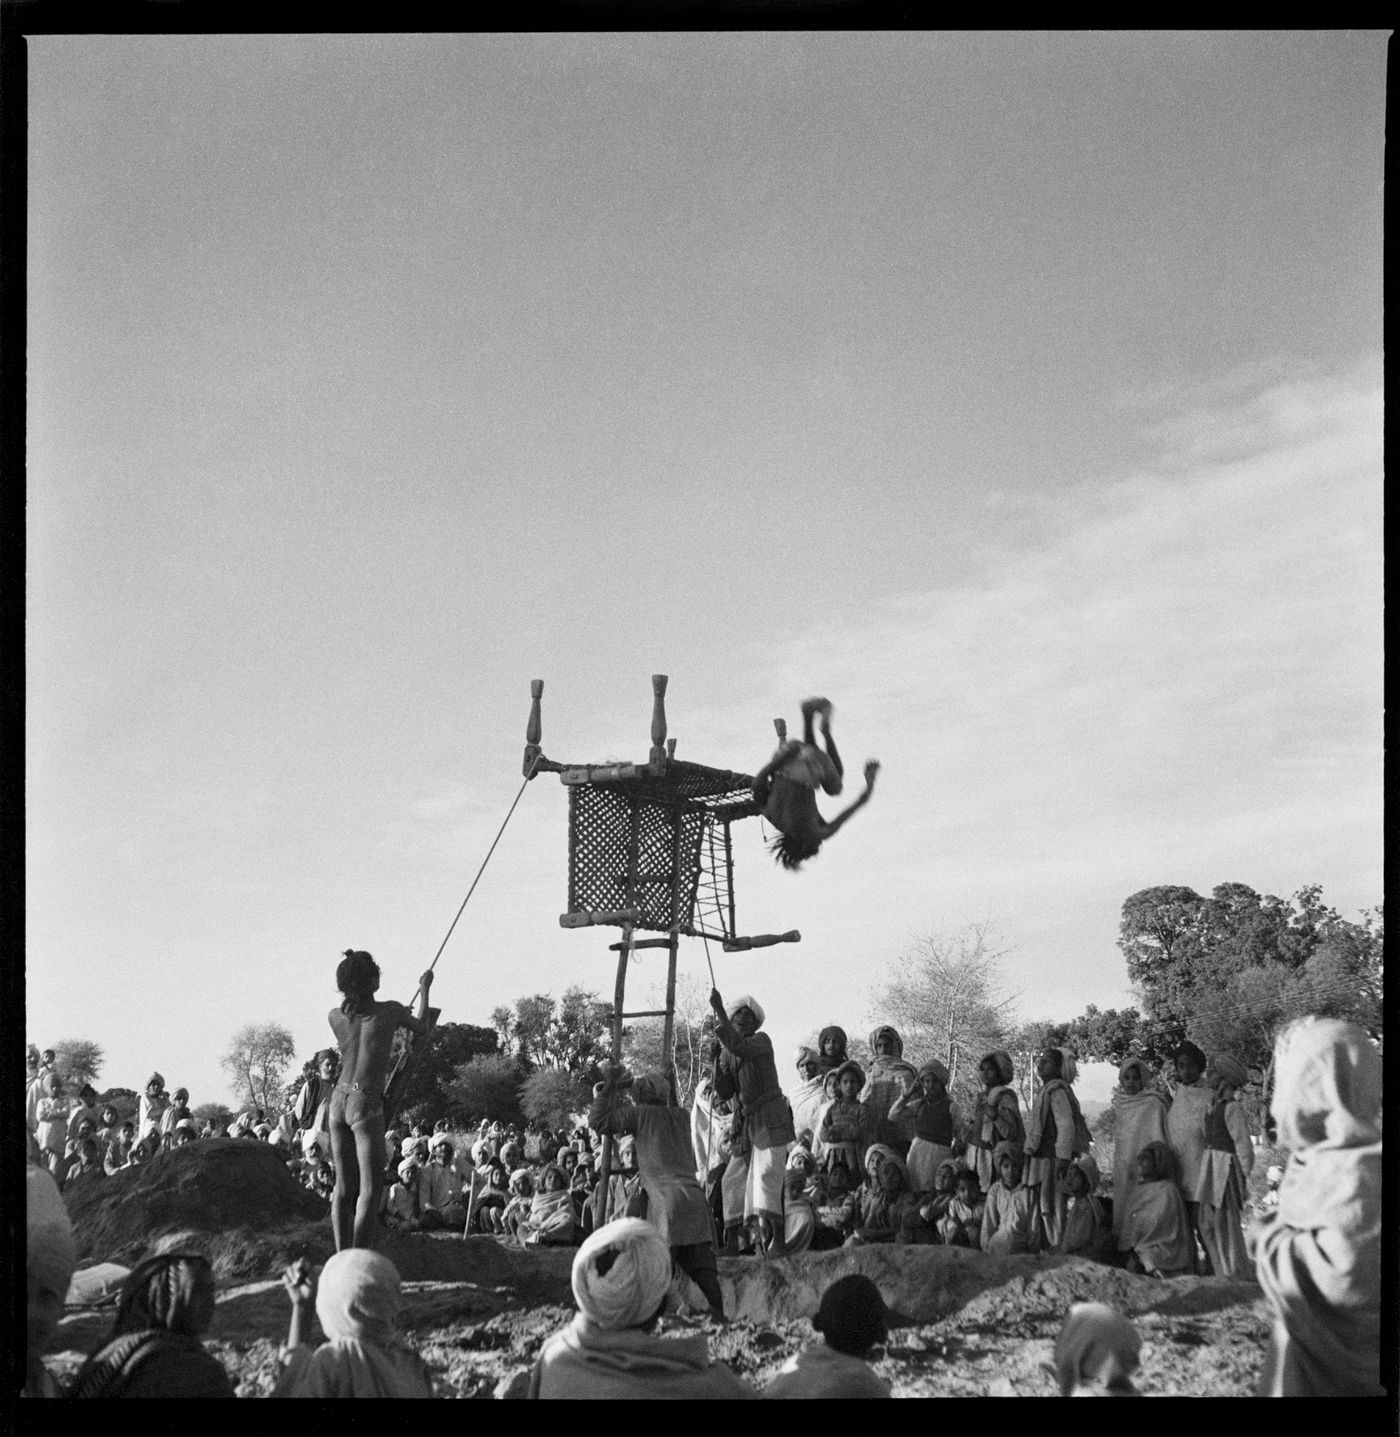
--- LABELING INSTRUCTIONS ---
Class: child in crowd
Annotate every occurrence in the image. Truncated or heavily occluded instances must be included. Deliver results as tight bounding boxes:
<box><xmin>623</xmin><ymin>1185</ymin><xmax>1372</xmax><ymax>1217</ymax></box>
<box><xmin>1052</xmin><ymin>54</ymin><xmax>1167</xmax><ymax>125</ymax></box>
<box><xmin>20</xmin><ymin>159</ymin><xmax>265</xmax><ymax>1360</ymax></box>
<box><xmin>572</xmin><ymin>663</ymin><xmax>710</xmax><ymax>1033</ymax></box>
<box><xmin>276</xmin><ymin>1252</ymin><xmax>433</xmax><ymax>1398</ymax></box>
<box><xmin>812</xmin><ymin>1160</ymin><xmax>858</xmax><ymax>1250</ymax></box>
<box><xmin>36</xmin><ymin>1074</ymin><xmax>71</xmax><ymax>1183</ymax></box>
<box><xmin>904</xmin><ymin>1159</ymin><xmax>959</xmax><ymax>1244</ymax></box>
<box><xmin>517</xmin><ymin>1163</ymin><xmax>577</xmax><ymax>1248</ymax></box>
<box><xmin>1195</xmin><ymin>1053</ymin><xmax>1254</xmax><ymax>1279</ymax></box>
<box><xmin>981</xmin><ymin>1141</ymin><xmax>1041</xmax><ymax>1255</ymax></box>
<box><xmin>1057</xmin><ymin>1154</ymin><xmax>1111</xmax><ymax>1260</ymax></box>
<box><xmin>503</xmin><ymin>1169</ymin><xmax>535</xmax><ymax>1238</ymax></box>
<box><xmin>1124</xmin><ymin>1141</ymin><xmax>1195</xmax><ymax>1278</ymax></box>
<box><xmin>103</xmin><ymin>1119</ymin><xmax>135</xmax><ymax>1175</ymax></box>
<box><xmin>1023</xmin><ymin>1047</ymin><xmax>1091</xmax><ymax>1250</ymax></box>
<box><xmin>159</xmin><ymin>1088</ymin><xmax>191</xmax><ymax>1140</ymax></box>
<box><xmin>476</xmin><ymin>1163</ymin><xmax>510</xmax><ymax>1234</ymax></box>
<box><xmin>889</xmin><ymin>1058</ymin><xmax>958</xmax><ymax>1194</ymax></box>
<box><xmin>1110</xmin><ymin>1056</ymin><xmax>1169</xmax><ymax>1256</ymax></box>
<box><xmin>1053</xmin><ymin>1303</ymin><xmax>1142</xmax><ymax>1397</ymax></box>
<box><xmin>137</xmin><ymin>1074</ymin><xmax>169</xmax><ymax>1141</ymax></box>
<box><xmin>939</xmin><ymin>1169</ymin><xmax>985</xmax><ymax>1250</ymax></box>
<box><xmin>962</xmin><ymin>1051</ymin><xmax>1024</xmax><ymax>1195</ymax></box>
<box><xmin>848</xmin><ymin>1153</ymin><xmax>917</xmax><ymax>1246</ymax></box>
<box><xmin>819</xmin><ymin>1059</ymin><xmax>874</xmax><ymax>1177</ymax></box>
<box><xmin>66</xmin><ymin>1136</ymin><xmax>105</xmax><ymax>1189</ymax></box>
<box><xmin>763</xmin><ymin>1274</ymin><xmax>891</xmax><ymax>1399</ymax></box>
<box><xmin>1254</xmin><ymin>1017</ymin><xmax>1382</xmax><ymax>1396</ymax></box>
<box><xmin>784</xmin><ymin>1167</ymin><xmax>817</xmax><ymax>1254</ymax></box>
<box><xmin>1164</xmin><ymin>1040</ymin><xmax>1212</xmax><ymax>1273</ymax></box>
<box><xmin>66</xmin><ymin>1085</ymin><xmax>102</xmax><ymax>1154</ymax></box>
<box><xmin>384</xmin><ymin>1159</ymin><xmax>420</xmax><ymax>1230</ymax></box>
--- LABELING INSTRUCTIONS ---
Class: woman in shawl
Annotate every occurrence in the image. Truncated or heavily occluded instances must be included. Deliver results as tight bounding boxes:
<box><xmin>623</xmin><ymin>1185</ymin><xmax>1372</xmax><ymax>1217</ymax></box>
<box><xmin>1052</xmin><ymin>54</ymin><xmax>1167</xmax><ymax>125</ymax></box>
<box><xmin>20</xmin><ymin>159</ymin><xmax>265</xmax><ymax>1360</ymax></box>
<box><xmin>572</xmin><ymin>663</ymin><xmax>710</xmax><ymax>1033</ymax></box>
<box><xmin>1195</xmin><ymin>1053</ymin><xmax>1255</xmax><ymax>1278</ymax></box>
<box><xmin>1164</xmin><ymin>1039</ymin><xmax>1212</xmax><ymax>1273</ymax></box>
<box><xmin>817</xmin><ymin>1025</ymin><xmax>848</xmax><ymax>1072</ymax></box>
<box><xmin>1053</xmin><ymin>1303</ymin><xmax>1141</xmax><ymax>1396</ymax></box>
<box><xmin>889</xmin><ymin>1057</ymin><xmax>959</xmax><ymax>1194</ymax></box>
<box><xmin>1057</xmin><ymin>1153</ymin><xmax>1111</xmax><ymax>1260</ymax></box>
<box><xmin>1023</xmin><ymin>1047</ymin><xmax>1091</xmax><ymax>1249</ymax></box>
<box><xmin>789</xmin><ymin>1047</ymin><xmax>828</xmax><ymax>1150</ymax></box>
<box><xmin>961</xmin><ymin>1050</ymin><xmax>1024</xmax><ymax>1193</ymax></box>
<box><xmin>591</xmin><ymin>1068</ymin><xmax>724</xmax><ymax>1318</ymax></box>
<box><xmin>1254</xmin><ymin>1017</ymin><xmax>1382</xmax><ymax>1397</ymax></box>
<box><xmin>847</xmin><ymin>1151</ymin><xmax>917</xmax><ymax>1245</ymax></box>
<box><xmin>1109</xmin><ymin>1056</ymin><xmax>1168</xmax><ymax>1253</ymax></box>
<box><xmin>709</xmin><ymin>988</ymin><xmax>795</xmax><ymax>1258</ymax></box>
<box><xmin>517</xmin><ymin>1163</ymin><xmax>578</xmax><ymax>1248</ymax></box>
<box><xmin>859</xmin><ymin>1026</ymin><xmax>919</xmax><ymax>1155</ymax></box>
<box><xmin>275</xmin><ymin>1251</ymin><xmax>433</xmax><ymax>1398</ymax></box>
<box><xmin>527</xmin><ymin>1219</ymin><xmax>753</xmax><ymax>1399</ymax></box>
<box><xmin>69</xmin><ymin>1252</ymin><xmax>234</xmax><ymax>1398</ymax></box>
<box><xmin>1123</xmin><ymin>1142</ymin><xmax>1194</xmax><ymax>1278</ymax></box>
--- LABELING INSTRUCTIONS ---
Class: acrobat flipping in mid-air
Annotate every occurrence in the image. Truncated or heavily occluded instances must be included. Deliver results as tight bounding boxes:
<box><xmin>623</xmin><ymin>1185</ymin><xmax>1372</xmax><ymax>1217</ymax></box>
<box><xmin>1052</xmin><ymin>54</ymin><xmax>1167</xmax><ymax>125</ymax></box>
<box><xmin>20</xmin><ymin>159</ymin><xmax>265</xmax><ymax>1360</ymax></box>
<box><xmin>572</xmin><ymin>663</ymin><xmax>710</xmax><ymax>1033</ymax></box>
<box><xmin>752</xmin><ymin>697</ymin><xmax>879</xmax><ymax>870</ymax></box>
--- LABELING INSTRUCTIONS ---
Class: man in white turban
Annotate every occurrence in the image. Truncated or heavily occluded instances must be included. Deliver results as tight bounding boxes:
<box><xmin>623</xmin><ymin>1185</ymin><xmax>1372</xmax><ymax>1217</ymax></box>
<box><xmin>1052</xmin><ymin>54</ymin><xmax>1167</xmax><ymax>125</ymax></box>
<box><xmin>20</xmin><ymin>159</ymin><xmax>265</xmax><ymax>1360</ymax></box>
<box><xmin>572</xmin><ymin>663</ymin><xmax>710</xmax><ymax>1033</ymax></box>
<box><xmin>708</xmin><ymin>988</ymin><xmax>794</xmax><ymax>1257</ymax></box>
<box><xmin>526</xmin><ymin>1219</ymin><xmax>752</xmax><ymax>1399</ymax></box>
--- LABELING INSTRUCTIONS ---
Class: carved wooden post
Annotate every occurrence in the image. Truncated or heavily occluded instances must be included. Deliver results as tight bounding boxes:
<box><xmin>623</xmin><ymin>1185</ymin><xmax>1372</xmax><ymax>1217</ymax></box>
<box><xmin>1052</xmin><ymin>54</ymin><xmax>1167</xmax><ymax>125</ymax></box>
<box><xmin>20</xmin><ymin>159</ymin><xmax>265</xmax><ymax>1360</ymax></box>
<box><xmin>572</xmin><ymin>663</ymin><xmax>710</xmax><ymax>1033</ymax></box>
<box><xmin>774</xmin><ymin>717</ymin><xmax>787</xmax><ymax>745</ymax></box>
<box><xmin>524</xmin><ymin>679</ymin><xmax>544</xmax><ymax>778</ymax></box>
<box><xmin>650</xmin><ymin>674</ymin><xmax>668</xmax><ymax>769</ymax></box>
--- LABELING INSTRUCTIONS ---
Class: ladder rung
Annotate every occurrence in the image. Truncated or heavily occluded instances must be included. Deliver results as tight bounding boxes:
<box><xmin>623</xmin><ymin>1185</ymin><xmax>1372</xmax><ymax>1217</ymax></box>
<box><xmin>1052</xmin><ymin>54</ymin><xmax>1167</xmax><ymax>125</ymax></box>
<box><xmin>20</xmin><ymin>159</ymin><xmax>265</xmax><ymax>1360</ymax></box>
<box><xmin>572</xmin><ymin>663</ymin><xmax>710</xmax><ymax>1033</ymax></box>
<box><xmin>608</xmin><ymin>937</ymin><xmax>675</xmax><ymax>951</ymax></box>
<box><xmin>621</xmin><ymin>1009</ymin><xmax>669</xmax><ymax>1019</ymax></box>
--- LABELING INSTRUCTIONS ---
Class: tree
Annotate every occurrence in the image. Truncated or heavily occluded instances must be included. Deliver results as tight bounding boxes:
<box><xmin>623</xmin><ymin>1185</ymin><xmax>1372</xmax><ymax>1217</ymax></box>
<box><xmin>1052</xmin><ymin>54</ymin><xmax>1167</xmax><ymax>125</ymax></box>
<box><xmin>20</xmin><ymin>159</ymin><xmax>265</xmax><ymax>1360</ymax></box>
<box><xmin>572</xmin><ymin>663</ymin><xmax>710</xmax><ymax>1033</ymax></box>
<box><xmin>444</xmin><ymin>1053</ymin><xmax>525</xmax><ymax>1127</ymax></box>
<box><xmin>492</xmin><ymin>987</ymin><xmax>614</xmax><ymax>1078</ymax></box>
<box><xmin>870</xmin><ymin>920</ymin><xmax>1018</xmax><ymax>1111</ymax></box>
<box><xmin>386</xmin><ymin>1021</ymin><xmax>499</xmax><ymax>1121</ymax></box>
<box><xmin>622</xmin><ymin>975</ymin><xmax>713</xmax><ymax>1108</ymax></box>
<box><xmin>1118</xmin><ymin>885</ymin><xmax>1207</xmax><ymax>1031</ymax></box>
<box><xmin>51</xmin><ymin>1038</ymin><xmax>105</xmax><ymax>1089</ymax></box>
<box><xmin>520</xmin><ymin>1067</ymin><xmax>588</xmax><ymax>1130</ymax></box>
<box><xmin>221</xmin><ymin>1022</ymin><xmax>296</xmax><ymax>1114</ymax></box>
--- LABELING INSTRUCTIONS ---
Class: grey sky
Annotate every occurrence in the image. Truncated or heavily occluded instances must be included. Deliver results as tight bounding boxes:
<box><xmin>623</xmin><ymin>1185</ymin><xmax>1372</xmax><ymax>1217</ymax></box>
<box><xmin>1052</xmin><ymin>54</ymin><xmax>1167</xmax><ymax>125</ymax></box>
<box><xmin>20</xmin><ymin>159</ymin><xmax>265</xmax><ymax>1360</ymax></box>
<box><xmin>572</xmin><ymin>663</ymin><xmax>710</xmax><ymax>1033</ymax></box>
<box><xmin>26</xmin><ymin>32</ymin><xmax>1385</xmax><ymax>1107</ymax></box>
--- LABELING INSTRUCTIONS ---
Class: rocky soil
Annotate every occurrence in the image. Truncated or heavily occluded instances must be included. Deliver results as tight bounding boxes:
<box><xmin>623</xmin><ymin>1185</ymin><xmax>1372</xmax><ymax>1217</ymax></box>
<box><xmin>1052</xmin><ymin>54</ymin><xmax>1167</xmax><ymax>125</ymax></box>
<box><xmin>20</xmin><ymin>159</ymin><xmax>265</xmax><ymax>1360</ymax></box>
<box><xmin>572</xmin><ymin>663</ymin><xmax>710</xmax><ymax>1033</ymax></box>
<box><xmin>48</xmin><ymin>1139</ymin><xmax>1273</xmax><ymax>1398</ymax></box>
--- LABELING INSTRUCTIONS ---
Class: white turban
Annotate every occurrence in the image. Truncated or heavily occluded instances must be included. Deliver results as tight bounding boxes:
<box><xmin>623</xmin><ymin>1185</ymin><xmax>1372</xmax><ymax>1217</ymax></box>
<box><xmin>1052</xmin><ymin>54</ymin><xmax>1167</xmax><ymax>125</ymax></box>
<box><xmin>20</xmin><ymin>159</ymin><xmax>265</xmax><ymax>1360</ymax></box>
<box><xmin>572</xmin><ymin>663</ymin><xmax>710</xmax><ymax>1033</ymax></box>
<box><xmin>1053</xmin><ymin>1302</ymin><xmax>1140</xmax><ymax>1395</ymax></box>
<box><xmin>727</xmin><ymin>995</ymin><xmax>765</xmax><ymax>1028</ymax></box>
<box><xmin>316</xmin><ymin>1249</ymin><xmax>402</xmax><ymax>1345</ymax></box>
<box><xmin>28</xmin><ymin>1164</ymin><xmax>77</xmax><ymax>1299</ymax></box>
<box><xmin>571</xmin><ymin>1217</ymin><xmax>672</xmax><ymax>1331</ymax></box>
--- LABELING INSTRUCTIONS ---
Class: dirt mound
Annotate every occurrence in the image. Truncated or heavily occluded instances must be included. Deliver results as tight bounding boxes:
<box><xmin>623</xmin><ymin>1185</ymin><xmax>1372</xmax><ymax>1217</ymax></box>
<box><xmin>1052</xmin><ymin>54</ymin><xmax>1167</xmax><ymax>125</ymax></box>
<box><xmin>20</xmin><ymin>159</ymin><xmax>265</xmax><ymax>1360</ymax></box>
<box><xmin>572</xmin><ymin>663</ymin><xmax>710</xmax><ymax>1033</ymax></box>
<box><xmin>66</xmin><ymin>1139</ymin><xmax>329</xmax><ymax>1274</ymax></box>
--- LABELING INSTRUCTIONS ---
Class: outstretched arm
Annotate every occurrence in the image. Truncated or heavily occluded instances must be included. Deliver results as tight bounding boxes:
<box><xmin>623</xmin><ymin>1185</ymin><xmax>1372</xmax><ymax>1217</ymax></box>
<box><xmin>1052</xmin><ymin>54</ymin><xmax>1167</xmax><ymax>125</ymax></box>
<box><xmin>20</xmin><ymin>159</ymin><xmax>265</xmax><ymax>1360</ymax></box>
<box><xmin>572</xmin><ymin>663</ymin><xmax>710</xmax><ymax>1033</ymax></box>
<box><xmin>398</xmin><ymin>971</ymin><xmax>436</xmax><ymax>1036</ymax></box>
<box><xmin>816</xmin><ymin>761</ymin><xmax>879</xmax><ymax>839</ymax></box>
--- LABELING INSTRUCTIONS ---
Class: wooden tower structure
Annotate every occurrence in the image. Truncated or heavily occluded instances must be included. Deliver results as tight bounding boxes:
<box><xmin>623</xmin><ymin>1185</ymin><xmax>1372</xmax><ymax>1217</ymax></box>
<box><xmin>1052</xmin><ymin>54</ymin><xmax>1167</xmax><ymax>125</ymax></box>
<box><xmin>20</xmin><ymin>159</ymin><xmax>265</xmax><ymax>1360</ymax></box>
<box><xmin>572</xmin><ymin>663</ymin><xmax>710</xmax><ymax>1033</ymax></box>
<box><xmin>523</xmin><ymin>674</ymin><xmax>799</xmax><ymax>1222</ymax></box>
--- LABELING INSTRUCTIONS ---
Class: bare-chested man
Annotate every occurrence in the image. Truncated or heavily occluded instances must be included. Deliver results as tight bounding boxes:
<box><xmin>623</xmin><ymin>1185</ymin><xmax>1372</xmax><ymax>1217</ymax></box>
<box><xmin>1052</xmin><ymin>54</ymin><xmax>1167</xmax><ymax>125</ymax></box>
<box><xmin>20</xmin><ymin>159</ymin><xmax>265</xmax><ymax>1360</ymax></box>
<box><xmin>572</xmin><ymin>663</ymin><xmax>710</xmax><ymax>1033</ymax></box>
<box><xmin>752</xmin><ymin>698</ymin><xmax>879</xmax><ymax>870</ymax></box>
<box><xmin>327</xmin><ymin>951</ymin><xmax>434</xmax><ymax>1250</ymax></box>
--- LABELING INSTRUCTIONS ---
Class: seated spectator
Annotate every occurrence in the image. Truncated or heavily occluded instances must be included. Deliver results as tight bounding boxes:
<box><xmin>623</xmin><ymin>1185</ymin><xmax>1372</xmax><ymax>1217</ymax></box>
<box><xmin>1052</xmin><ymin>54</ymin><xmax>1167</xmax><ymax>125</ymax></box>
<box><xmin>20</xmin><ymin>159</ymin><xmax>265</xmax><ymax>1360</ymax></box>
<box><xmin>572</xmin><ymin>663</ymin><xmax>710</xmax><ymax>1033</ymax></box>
<box><xmin>517</xmin><ymin>1163</ymin><xmax>578</xmax><ymax>1248</ymax></box>
<box><xmin>938</xmin><ymin>1169</ymin><xmax>985</xmax><ymax>1250</ymax></box>
<box><xmin>226</xmin><ymin>1110</ymin><xmax>255</xmax><ymax>1141</ymax></box>
<box><xmin>1053</xmin><ymin>1302</ymin><xmax>1142</xmax><ymax>1396</ymax></box>
<box><xmin>417</xmin><ymin>1138</ymin><xmax>467</xmax><ymax>1230</ymax></box>
<box><xmin>847</xmin><ymin>1152</ymin><xmax>917</xmax><ymax>1246</ymax></box>
<box><xmin>1124</xmin><ymin>1142</ymin><xmax>1194</xmax><ymax>1278</ymax></box>
<box><xmin>66</xmin><ymin>1085</ymin><xmax>102</xmax><ymax>1155</ymax></box>
<box><xmin>503</xmin><ymin>1168</ymin><xmax>535</xmax><ymax>1237</ymax></box>
<box><xmin>104</xmin><ymin>1121</ymin><xmax>136</xmax><ymax>1175</ymax></box>
<box><xmin>1254</xmin><ymin>1017</ymin><xmax>1383</xmax><ymax>1397</ymax></box>
<box><xmin>475</xmin><ymin>1162</ymin><xmax>509</xmax><ymax>1233</ymax></box>
<box><xmin>811</xmin><ymin>1160</ymin><xmax>857</xmax><ymax>1250</ymax></box>
<box><xmin>96</xmin><ymin>1104</ymin><xmax>123</xmax><ymax>1149</ymax></box>
<box><xmin>66</xmin><ymin>1136</ymin><xmax>106</xmax><ymax>1188</ymax></box>
<box><xmin>903</xmin><ymin>1160</ymin><xmax>959</xmax><ymax>1244</ymax></box>
<box><xmin>68</xmin><ymin>1252</ymin><xmax>235</xmax><ymax>1398</ymax></box>
<box><xmin>384</xmin><ymin>1158</ymin><xmax>420</xmax><ymax>1230</ymax></box>
<box><xmin>763</xmin><ymin>1274</ymin><xmax>891</xmax><ymax>1399</ymax></box>
<box><xmin>274</xmin><ymin>1253</ymin><xmax>433</xmax><ymax>1398</ymax></box>
<box><xmin>171</xmin><ymin>1119</ymin><xmax>199</xmax><ymax>1148</ymax></box>
<box><xmin>26</xmin><ymin>1164</ymin><xmax>77</xmax><ymax>1397</ymax></box>
<box><xmin>526</xmin><ymin>1219</ymin><xmax>752</xmax><ymax>1399</ymax></box>
<box><xmin>783</xmin><ymin>1167</ymin><xmax>817</xmax><ymax>1254</ymax></box>
<box><xmin>1058</xmin><ymin>1153</ymin><xmax>1112</xmax><ymax>1260</ymax></box>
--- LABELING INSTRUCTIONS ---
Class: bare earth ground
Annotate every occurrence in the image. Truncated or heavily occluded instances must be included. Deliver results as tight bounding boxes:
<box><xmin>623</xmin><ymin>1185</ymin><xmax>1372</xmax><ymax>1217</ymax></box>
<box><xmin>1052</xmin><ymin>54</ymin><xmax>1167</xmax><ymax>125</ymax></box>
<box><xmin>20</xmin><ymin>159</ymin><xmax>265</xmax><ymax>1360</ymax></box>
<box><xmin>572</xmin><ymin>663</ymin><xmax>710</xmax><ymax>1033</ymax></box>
<box><xmin>49</xmin><ymin>1139</ymin><xmax>1272</xmax><ymax>1398</ymax></box>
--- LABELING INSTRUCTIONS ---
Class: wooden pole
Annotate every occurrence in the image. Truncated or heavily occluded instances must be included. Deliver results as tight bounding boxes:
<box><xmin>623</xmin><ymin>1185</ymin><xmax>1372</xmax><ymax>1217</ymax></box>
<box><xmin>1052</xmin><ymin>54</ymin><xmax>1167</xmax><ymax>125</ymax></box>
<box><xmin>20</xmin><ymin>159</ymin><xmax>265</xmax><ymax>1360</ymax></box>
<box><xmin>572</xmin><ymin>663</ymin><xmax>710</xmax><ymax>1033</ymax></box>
<box><xmin>662</xmin><ymin>805</ymin><xmax>683</xmax><ymax>1103</ymax></box>
<box><xmin>650</xmin><ymin>674</ymin><xmax>668</xmax><ymax>769</ymax></box>
<box><xmin>524</xmin><ymin>679</ymin><xmax>544</xmax><ymax>778</ymax></box>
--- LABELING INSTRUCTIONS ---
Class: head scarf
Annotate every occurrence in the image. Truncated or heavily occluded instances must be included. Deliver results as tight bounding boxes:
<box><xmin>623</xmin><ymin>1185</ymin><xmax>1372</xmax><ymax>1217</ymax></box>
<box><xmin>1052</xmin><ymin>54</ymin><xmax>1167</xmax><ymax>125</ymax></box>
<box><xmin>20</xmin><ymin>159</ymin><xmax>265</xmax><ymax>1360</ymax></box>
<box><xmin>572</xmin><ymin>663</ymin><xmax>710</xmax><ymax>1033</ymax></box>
<box><xmin>1209</xmin><ymin>1053</ymin><xmax>1249</xmax><ymax>1091</ymax></box>
<box><xmin>397</xmin><ymin>1158</ymin><xmax>419</xmax><ymax>1184</ymax></box>
<box><xmin>1117</xmin><ymin>1056</ymin><xmax>1152</xmax><ymax>1087</ymax></box>
<box><xmin>316</xmin><ymin>1249</ymin><xmax>402</xmax><ymax>1346</ymax></box>
<box><xmin>631</xmin><ymin>1070</ymin><xmax>668</xmax><ymax>1106</ymax></box>
<box><xmin>27</xmin><ymin>1164</ymin><xmax>77</xmax><ymax>1299</ymax></box>
<box><xmin>918</xmin><ymin>1058</ymin><xmax>951</xmax><ymax>1088</ymax></box>
<box><xmin>1054</xmin><ymin>1048</ymin><xmax>1078</xmax><ymax>1085</ymax></box>
<box><xmin>934</xmin><ymin>1159</ymin><xmax>959</xmax><ymax>1189</ymax></box>
<box><xmin>1137</xmin><ymin>1140</ymin><xmax>1175</xmax><ymax>1184</ymax></box>
<box><xmin>147</xmin><ymin>1073</ymin><xmax>165</xmax><ymax>1090</ymax></box>
<box><xmin>787</xmin><ymin>1147</ymin><xmax>815</xmax><ymax>1173</ymax></box>
<box><xmin>1070</xmin><ymin>1153</ymin><xmax>1100</xmax><ymax>1190</ymax></box>
<box><xmin>1272</xmin><ymin>1017</ymin><xmax>1381</xmax><ymax>1152</ymax></box>
<box><xmin>727</xmin><ymin>995</ymin><xmax>765</xmax><ymax>1028</ymax></box>
<box><xmin>113</xmin><ymin>1252</ymin><xmax>215</xmax><ymax>1337</ymax></box>
<box><xmin>570</xmin><ymin>1217</ymin><xmax>672</xmax><ymax>1331</ymax></box>
<box><xmin>509</xmin><ymin>1167</ymin><xmax>534</xmax><ymax>1195</ymax></box>
<box><xmin>1053</xmin><ymin>1303</ymin><xmax>1141</xmax><ymax>1396</ymax></box>
<box><xmin>867</xmin><ymin>1026</ymin><xmax>903</xmax><ymax>1058</ymax></box>
<box><xmin>556</xmin><ymin>1145</ymin><xmax>574</xmax><ymax>1165</ymax></box>
<box><xmin>833</xmin><ymin>1058</ymin><xmax>866</xmax><ymax>1091</ymax></box>
<box><xmin>981</xmin><ymin>1050</ymin><xmax>1014</xmax><ymax>1087</ymax></box>
<box><xmin>992</xmin><ymin>1139</ymin><xmax>1023</xmax><ymax>1184</ymax></box>
<box><xmin>794</xmin><ymin>1046</ymin><xmax>821</xmax><ymax>1073</ymax></box>
<box><xmin>471</xmin><ymin>1139</ymin><xmax>490</xmax><ymax>1166</ymax></box>
<box><xmin>863</xmin><ymin>1143</ymin><xmax>899</xmax><ymax>1182</ymax></box>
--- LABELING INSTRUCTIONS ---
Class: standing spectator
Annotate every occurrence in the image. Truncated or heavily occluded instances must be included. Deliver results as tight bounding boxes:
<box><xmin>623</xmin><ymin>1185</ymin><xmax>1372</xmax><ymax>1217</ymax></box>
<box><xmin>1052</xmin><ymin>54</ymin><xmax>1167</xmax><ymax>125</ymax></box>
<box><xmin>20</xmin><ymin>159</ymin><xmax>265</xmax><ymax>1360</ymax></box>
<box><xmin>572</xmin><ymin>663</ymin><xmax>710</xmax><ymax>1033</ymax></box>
<box><xmin>65</xmin><ymin>1086</ymin><xmax>102</xmax><ymax>1157</ymax></box>
<box><xmin>961</xmin><ymin>1051</ymin><xmax>1024</xmax><ymax>1195</ymax></box>
<box><xmin>1022</xmin><ymin>1047</ymin><xmax>1091</xmax><ymax>1249</ymax></box>
<box><xmin>1110</xmin><ymin>1057</ymin><xmax>1169</xmax><ymax>1255</ymax></box>
<box><xmin>138</xmin><ymin>1074</ymin><xmax>170</xmax><ymax>1141</ymax></box>
<box><xmin>789</xmin><ymin>1048</ymin><xmax>828</xmax><ymax>1150</ymax></box>
<box><xmin>859</xmin><ymin>1027</ymin><xmax>918</xmax><ymax>1156</ymax></box>
<box><xmin>1164</xmin><ymin>1041</ymin><xmax>1212</xmax><ymax>1273</ymax></box>
<box><xmin>36</xmin><ymin>1074</ymin><xmax>71</xmax><ymax>1182</ymax></box>
<box><xmin>1254</xmin><ymin>1017</ymin><xmax>1382</xmax><ymax>1396</ymax></box>
<box><xmin>159</xmin><ymin>1089</ymin><xmax>191</xmax><ymax>1141</ymax></box>
<box><xmin>25</xmin><ymin>1049</ymin><xmax>46</xmax><ymax>1136</ymax></box>
<box><xmin>293</xmin><ymin>1052</ymin><xmax>338</xmax><ymax>1148</ymax></box>
<box><xmin>1195</xmin><ymin>1053</ymin><xmax>1255</xmax><ymax>1278</ymax></box>
<box><xmin>889</xmin><ymin>1059</ymin><xmax>959</xmax><ymax>1195</ymax></box>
